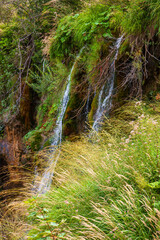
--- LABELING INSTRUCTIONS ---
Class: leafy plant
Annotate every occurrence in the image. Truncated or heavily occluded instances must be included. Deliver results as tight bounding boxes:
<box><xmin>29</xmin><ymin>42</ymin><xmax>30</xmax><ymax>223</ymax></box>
<box><xmin>50</xmin><ymin>4</ymin><xmax>112</xmax><ymax>59</ymax></box>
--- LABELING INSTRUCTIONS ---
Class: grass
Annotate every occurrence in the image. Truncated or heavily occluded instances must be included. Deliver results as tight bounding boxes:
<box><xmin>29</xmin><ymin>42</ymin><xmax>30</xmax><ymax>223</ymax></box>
<box><xmin>24</xmin><ymin>100</ymin><xmax>160</xmax><ymax>240</ymax></box>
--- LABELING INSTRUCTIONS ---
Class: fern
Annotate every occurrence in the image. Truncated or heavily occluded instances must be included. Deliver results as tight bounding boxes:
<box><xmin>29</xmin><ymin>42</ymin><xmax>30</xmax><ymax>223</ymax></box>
<box><xmin>50</xmin><ymin>4</ymin><xmax>112</xmax><ymax>59</ymax></box>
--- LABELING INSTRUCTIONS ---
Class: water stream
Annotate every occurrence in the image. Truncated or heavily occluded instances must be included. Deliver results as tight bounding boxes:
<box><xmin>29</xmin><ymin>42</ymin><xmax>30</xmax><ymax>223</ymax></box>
<box><xmin>37</xmin><ymin>48</ymin><xmax>84</xmax><ymax>193</ymax></box>
<box><xmin>92</xmin><ymin>36</ymin><xmax>123</xmax><ymax>131</ymax></box>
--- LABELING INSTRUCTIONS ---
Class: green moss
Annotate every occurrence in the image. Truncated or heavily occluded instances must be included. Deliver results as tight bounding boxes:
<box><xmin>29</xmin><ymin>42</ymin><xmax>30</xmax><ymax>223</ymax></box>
<box><xmin>86</xmin><ymin>37</ymin><xmax>103</xmax><ymax>74</ymax></box>
<box><xmin>43</xmin><ymin>137</ymin><xmax>53</xmax><ymax>148</ymax></box>
<box><xmin>24</xmin><ymin>129</ymin><xmax>42</xmax><ymax>151</ymax></box>
<box><xmin>119</xmin><ymin>38</ymin><xmax>130</xmax><ymax>56</ymax></box>
<box><xmin>88</xmin><ymin>94</ymin><xmax>99</xmax><ymax>124</ymax></box>
<box><xmin>50</xmin><ymin>4</ymin><xmax>112</xmax><ymax>59</ymax></box>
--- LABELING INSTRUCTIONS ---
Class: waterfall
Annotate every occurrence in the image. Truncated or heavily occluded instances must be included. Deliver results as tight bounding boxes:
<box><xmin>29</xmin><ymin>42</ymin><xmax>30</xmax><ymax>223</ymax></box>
<box><xmin>37</xmin><ymin>47</ymin><xmax>85</xmax><ymax>194</ymax></box>
<box><xmin>92</xmin><ymin>36</ymin><xmax>123</xmax><ymax>131</ymax></box>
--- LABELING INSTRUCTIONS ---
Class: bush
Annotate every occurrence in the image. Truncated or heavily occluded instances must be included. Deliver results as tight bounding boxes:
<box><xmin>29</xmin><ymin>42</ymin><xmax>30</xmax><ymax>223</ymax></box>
<box><xmin>111</xmin><ymin>0</ymin><xmax>160</xmax><ymax>35</ymax></box>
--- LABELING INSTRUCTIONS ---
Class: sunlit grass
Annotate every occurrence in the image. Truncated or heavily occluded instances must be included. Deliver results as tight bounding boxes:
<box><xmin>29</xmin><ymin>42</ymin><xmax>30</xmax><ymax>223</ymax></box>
<box><xmin>1</xmin><ymin>100</ymin><xmax>160</xmax><ymax>239</ymax></box>
<box><xmin>24</xmin><ymin>101</ymin><xmax>160</xmax><ymax>240</ymax></box>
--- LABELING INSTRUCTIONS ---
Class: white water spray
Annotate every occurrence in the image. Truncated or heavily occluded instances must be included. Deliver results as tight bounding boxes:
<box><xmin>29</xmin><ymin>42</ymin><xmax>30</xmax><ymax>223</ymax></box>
<box><xmin>37</xmin><ymin>48</ymin><xmax>85</xmax><ymax>193</ymax></box>
<box><xmin>92</xmin><ymin>36</ymin><xmax>123</xmax><ymax>131</ymax></box>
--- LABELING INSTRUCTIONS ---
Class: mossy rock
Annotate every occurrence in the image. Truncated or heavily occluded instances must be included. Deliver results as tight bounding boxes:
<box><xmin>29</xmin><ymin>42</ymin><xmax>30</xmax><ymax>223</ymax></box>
<box><xmin>88</xmin><ymin>94</ymin><xmax>99</xmax><ymax>124</ymax></box>
<box><xmin>30</xmin><ymin>132</ymin><xmax>42</xmax><ymax>151</ymax></box>
<box><xmin>24</xmin><ymin>130</ymin><xmax>42</xmax><ymax>151</ymax></box>
<box><xmin>43</xmin><ymin>137</ymin><xmax>53</xmax><ymax>148</ymax></box>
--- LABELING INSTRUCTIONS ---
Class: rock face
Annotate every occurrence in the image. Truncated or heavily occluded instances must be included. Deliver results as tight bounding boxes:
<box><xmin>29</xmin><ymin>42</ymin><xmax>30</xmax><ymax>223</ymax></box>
<box><xmin>0</xmin><ymin>120</ymin><xmax>25</xmax><ymax>188</ymax></box>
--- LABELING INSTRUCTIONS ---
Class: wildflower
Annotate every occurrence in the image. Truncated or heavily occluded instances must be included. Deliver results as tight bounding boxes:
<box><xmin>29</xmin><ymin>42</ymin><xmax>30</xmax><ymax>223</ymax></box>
<box><xmin>133</xmin><ymin>124</ymin><xmax>138</xmax><ymax>131</ymax></box>
<box><xmin>138</xmin><ymin>114</ymin><xmax>145</xmax><ymax>119</ymax></box>
<box><xmin>64</xmin><ymin>200</ymin><xmax>69</xmax><ymax>204</ymax></box>
<box><xmin>135</xmin><ymin>101</ymin><xmax>142</xmax><ymax>106</ymax></box>
<box><xmin>125</xmin><ymin>138</ymin><xmax>130</xmax><ymax>144</ymax></box>
<box><xmin>106</xmin><ymin>177</ymin><xmax>111</xmax><ymax>184</ymax></box>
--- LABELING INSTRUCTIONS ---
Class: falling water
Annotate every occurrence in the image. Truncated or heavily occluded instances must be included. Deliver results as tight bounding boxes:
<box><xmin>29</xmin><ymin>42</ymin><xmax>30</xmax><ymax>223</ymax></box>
<box><xmin>92</xmin><ymin>36</ymin><xmax>123</xmax><ymax>131</ymax></box>
<box><xmin>37</xmin><ymin>47</ymin><xmax>85</xmax><ymax>193</ymax></box>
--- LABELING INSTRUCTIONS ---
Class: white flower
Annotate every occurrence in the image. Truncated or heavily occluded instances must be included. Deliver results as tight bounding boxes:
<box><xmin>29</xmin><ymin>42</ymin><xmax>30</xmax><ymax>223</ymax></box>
<box><xmin>133</xmin><ymin>124</ymin><xmax>139</xmax><ymax>131</ymax></box>
<box><xmin>138</xmin><ymin>114</ymin><xmax>145</xmax><ymax>119</ymax></box>
<box><xmin>135</xmin><ymin>101</ymin><xmax>142</xmax><ymax>106</ymax></box>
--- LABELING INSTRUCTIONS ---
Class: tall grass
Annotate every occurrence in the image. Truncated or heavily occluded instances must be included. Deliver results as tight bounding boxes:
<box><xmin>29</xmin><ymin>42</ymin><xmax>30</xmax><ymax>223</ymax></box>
<box><xmin>25</xmin><ymin>101</ymin><xmax>160</xmax><ymax>240</ymax></box>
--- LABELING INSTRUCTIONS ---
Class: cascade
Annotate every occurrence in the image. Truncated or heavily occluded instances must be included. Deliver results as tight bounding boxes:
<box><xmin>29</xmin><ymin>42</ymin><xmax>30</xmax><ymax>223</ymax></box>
<box><xmin>92</xmin><ymin>36</ymin><xmax>123</xmax><ymax>131</ymax></box>
<box><xmin>37</xmin><ymin>48</ymin><xmax>85</xmax><ymax>194</ymax></box>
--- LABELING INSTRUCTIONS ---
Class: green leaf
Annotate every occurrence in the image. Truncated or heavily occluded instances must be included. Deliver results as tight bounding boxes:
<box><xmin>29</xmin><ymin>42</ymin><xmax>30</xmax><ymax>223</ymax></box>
<box><xmin>37</xmin><ymin>215</ymin><xmax>44</xmax><ymax>219</ymax></box>
<box><xmin>103</xmin><ymin>32</ymin><xmax>111</xmax><ymax>38</ymax></box>
<box><xmin>58</xmin><ymin>232</ymin><xmax>65</xmax><ymax>238</ymax></box>
<box><xmin>49</xmin><ymin>222</ymin><xmax>59</xmax><ymax>227</ymax></box>
<box><xmin>43</xmin><ymin>208</ymin><xmax>49</xmax><ymax>213</ymax></box>
<box><xmin>60</xmin><ymin>37</ymin><xmax>66</xmax><ymax>43</ymax></box>
<box><xmin>148</xmin><ymin>181</ymin><xmax>160</xmax><ymax>189</ymax></box>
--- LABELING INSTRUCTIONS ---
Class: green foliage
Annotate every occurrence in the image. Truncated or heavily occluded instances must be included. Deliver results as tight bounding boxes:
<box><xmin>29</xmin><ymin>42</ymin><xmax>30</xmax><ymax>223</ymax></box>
<box><xmin>27</xmin><ymin>201</ymin><xmax>65</xmax><ymax>239</ymax></box>
<box><xmin>50</xmin><ymin>4</ymin><xmax>112</xmax><ymax>58</ymax></box>
<box><xmin>50</xmin><ymin>15</ymin><xmax>76</xmax><ymax>58</ymax></box>
<box><xmin>0</xmin><ymin>23</ymin><xmax>19</xmax><ymax>115</ymax></box>
<box><xmin>86</xmin><ymin>37</ymin><xmax>103</xmax><ymax>73</ymax></box>
<box><xmin>29</xmin><ymin>63</ymin><xmax>58</xmax><ymax>96</ymax></box>
<box><xmin>148</xmin><ymin>180</ymin><xmax>160</xmax><ymax>189</ymax></box>
<box><xmin>122</xmin><ymin>0</ymin><xmax>151</xmax><ymax>34</ymax></box>
<box><xmin>0</xmin><ymin>0</ymin><xmax>68</xmax><ymax>119</ymax></box>
<box><xmin>73</xmin><ymin>4</ymin><xmax>111</xmax><ymax>47</ymax></box>
<box><xmin>24</xmin><ymin>60</ymin><xmax>69</xmax><ymax>143</ymax></box>
<box><xmin>24</xmin><ymin>128</ymin><xmax>42</xmax><ymax>151</ymax></box>
<box><xmin>111</xmin><ymin>0</ymin><xmax>160</xmax><ymax>34</ymax></box>
<box><xmin>0</xmin><ymin>2</ymin><xmax>13</xmax><ymax>23</ymax></box>
<box><xmin>150</xmin><ymin>0</ymin><xmax>160</xmax><ymax>33</ymax></box>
